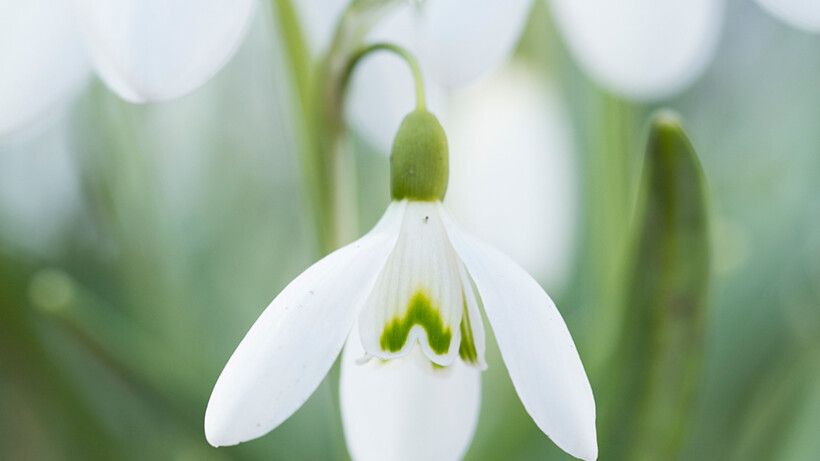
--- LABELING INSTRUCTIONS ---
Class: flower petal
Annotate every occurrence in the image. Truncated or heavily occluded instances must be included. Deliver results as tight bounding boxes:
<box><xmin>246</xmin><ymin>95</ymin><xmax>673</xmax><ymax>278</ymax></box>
<box><xmin>756</xmin><ymin>0</ymin><xmax>820</xmax><ymax>32</ymax></box>
<box><xmin>549</xmin><ymin>0</ymin><xmax>724</xmax><ymax>100</ymax></box>
<box><xmin>441</xmin><ymin>209</ymin><xmax>597</xmax><ymax>461</ymax></box>
<box><xmin>446</xmin><ymin>65</ymin><xmax>578</xmax><ymax>290</ymax></box>
<box><xmin>340</xmin><ymin>326</ymin><xmax>481</xmax><ymax>461</ymax></box>
<box><xmin>458</xmin><ymin>261</ymin><xmax>487</xmax><ymax>369</ymax></box>
<box><xmin>205</xmin><ymin>201</ymin><xmax>406</xmax><ymax>447</ymax></box>
<box><xmin>0</xmin><ymin>1</ymin><xmax>90</xmax><ymax>138</ymax></box>
<box><xmin>359</xmin><ymin>201</ymin><xmax>464</xmax><ymax>366</ymax></box>
<box><xmin>74</xmin><ymin>0</ymin><xmax>257</xmax><ymax>103</ymax></box>
<box><xmin>418</xmin><ymin>0</ymin><xmax>534</xmax><ymax>87</ymax></box>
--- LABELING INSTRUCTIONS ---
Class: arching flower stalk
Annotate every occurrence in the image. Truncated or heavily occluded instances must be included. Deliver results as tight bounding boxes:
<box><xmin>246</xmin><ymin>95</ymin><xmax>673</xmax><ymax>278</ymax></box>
<box><xmin>205</xmin><ymin>45</ymin><xmax>597</xmax><ymax>461</ymax></box>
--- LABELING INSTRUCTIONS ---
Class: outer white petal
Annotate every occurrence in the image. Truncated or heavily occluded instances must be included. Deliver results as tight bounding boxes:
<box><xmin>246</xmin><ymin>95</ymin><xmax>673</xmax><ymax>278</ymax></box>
<box><xmin>0</xmin><ymin>1</ymin><xmax>90</xmax><ymax>138</ymax></box>
<box><xmin>549</xmin><ymin>0</ymin><xmax>724</xmax><ymax>100</ymax></box>
<box><xmin>345</xmin><ymin>4</ymin><xmax>447</xmax><ymax>154</ymax></box>
<box><xmin>293</xmin><ymin>0</ymin><xmax>351</xmax><ymax>55</ymax></box>
<box><xmin>359</xmin><ymin>201</ymin><xmax>464</xmax><ymax>366</ymax></box>
<box><xmin>441</xmin><ymin>208</ymin><xmax>597</xmax><ymax>461</ymax></box>
<box><xmin>341</xmin><ymin>327</ymin><xmax>481</xmax><ymax>461</ymax></box>
<box><xmin>756</xmin><ymin>0</ymin><xmax>820</xmax><ymax>32</ymax></box>
<box><xmin>447</xmin><ymin>65</ymin><xmax>577</xmax><ymax>290</ymax></box>
<box><xmin>418</xmin><ymin>0</ymin><xmax>534</xmax><ymax>87</ymax></box>
<box><xmin>205</xmin><ymin>201</ymin><xmax>406</xmax><ymax>447</ymax></box>
<box><xmin>74</xmin><ymin>0</ymin><xmax>257</xmax><ymax>103</ymax></box>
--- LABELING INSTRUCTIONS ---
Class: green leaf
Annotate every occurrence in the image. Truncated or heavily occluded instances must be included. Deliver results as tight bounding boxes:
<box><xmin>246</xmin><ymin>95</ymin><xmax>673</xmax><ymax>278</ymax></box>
<box><xmin>601</xmin><ymin>111</ymin><xmax>711</xmax><ymax>461</ymax></box>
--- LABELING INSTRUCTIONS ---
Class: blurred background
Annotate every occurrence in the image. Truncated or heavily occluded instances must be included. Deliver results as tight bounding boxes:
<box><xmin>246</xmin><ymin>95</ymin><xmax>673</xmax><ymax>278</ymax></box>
<box><xmin>1</xmin><ymin>0</ymin><xmax>819</xmax><ymax>460</ymax></box>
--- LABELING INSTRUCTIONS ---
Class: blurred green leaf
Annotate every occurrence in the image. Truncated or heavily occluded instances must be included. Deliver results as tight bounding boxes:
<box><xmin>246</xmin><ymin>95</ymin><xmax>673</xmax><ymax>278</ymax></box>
<box><xmin>0</xmin><ymin>252</ymin><xmax>121</xmax><ymax>460</ymax></box>
<box><xmin>601</xmin><ymin>112</ymin><xmax>711</xmax><ymax>461</ymax></box>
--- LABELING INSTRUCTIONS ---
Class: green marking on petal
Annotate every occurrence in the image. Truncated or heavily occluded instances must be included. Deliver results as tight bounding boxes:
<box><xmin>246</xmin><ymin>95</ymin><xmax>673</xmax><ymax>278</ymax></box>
<box><xmin>458</xmin><ymin>294</ymin><xmax>478</xmax><ymax>364</ymax></box>
<box><xmin>379</xmin><ymin>290</ymin><xmax>452</xmax><ymax>355</ymax></box>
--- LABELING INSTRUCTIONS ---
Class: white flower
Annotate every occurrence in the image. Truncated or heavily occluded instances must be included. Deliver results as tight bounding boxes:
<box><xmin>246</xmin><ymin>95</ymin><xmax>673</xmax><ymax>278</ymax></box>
<box><xmin>447</xmin><ymin>64</ymin><xmax>578</xmax><ymax>290</ymax></box>
<box><xmin>0</xmin><ymin>0</ymin><xmax>257</xmax><ymax>137</ymax></box>
<box><xmin>548</xmin><ymin>0</ymin><xmax>725</xmax><ymax>100</ymax></box>
<box><xmin>548</xmin><ymin>0</ymin><xmax>820</xmax><ymax>99</ymax></box>
<box><xmin>755</xmin><ymin>0</ymin><xmax>820</xmax><ymax>32</ymax></box>
<box><xmin>205</xmin><ymin>109</ymin><xmax>597</xmax><ymax>460</ymax></box>
<box><xmin>0</xmin><ymin>1</ymin><xmax>90</xmax><ymax>138</ymax></box>
<box><xmin>74</xmin><ymin>0</ymin><xmax>257</xmax><ymax>103</ymax></box>
<box><xmin>346</xmin><ymin>0</ymin><xmax>724</xmax><ymax>149</ymax></box>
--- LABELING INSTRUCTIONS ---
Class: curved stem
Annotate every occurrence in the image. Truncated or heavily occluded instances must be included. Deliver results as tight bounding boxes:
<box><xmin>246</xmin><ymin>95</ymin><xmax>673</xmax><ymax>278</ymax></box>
<box><xmin>342</xmin><ymin>43</ymin><xmax>427</xmax><ymax>110</ymax></box>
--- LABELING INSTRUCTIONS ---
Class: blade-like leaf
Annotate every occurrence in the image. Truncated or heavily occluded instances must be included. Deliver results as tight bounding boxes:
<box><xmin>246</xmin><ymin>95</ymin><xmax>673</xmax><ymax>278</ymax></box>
<box><xmin>602</xmin><ymin>111</ymin><xmax>711</xmax><ymax>460</ymax></box>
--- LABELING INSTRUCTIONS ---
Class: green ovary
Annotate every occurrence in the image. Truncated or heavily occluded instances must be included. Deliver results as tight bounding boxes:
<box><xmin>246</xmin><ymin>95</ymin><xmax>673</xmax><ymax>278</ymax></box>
<box><xmin>380</xmin><ymin>291</ymin><xmax>452</xmax><ymax>355</ymax></box>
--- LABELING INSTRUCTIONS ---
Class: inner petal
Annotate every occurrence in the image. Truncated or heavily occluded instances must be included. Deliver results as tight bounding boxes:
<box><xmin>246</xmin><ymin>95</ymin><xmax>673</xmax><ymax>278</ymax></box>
<box><xmin>380</xmin><ymin>290</ymin><xmax>453</xmax><ymax>355</ymax></box>
<box><xmin>359</xmin><ymin>201</ymin><xmax>464</xmax><ymax>366</ymax></box>
<box><xmin>457</xmin><ymin>260</ymin><xmax>487</xmax><ymax>369</ymax></box>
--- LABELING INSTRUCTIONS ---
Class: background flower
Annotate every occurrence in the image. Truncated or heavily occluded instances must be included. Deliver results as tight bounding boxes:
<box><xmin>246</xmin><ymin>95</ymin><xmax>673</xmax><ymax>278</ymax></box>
<box><xmin>755</xmin><ymin>0</ymin><xmax>820</xmax><ymax>32</ymax></box>
<box><xmin>548</xmin><ymin>0</ymin><xmax>724</xmax><ymax>100</ymax></box>
<box><xmin>0</xmin><ymin>0</ymin><xmax>257</xmax><ymax>138</ymax></box>
<box><xmin>446</xmin><ymin>65</ymin><xmax>578</xmax><ymax>291</ymax></box>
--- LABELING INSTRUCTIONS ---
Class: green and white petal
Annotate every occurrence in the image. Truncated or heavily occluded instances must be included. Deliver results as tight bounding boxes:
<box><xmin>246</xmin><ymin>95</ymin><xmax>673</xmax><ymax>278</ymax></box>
<box><xmin>205</xmin><ymin>201</ymin><xmax>406</xmax><ymax>447</ymax></box>
<box><xmin>340</xmin><ymin>327</ymin><xmax>481</xmax><ymax>461</ymax></box>
<box><xmin>756</xmin><ymin>0</ymin><xmax>820</xmax><ymax>32</ymax></box>
<box><xmin>359</xmin><ymin>201</ymin><xmax>463</xmax><ymax>366</ymax></box>
<box><xmin>74</xmin><ymin>0</ymin><xmax>256</xmax><ymax>103</ymax></box>
<box><xmin>549</xmin><ymin>0</ymin><xmax>723</xmax><ymax>100</ymax></box>
<box><xmin>441</xmin><ymin>207</ymin><xmax>598</xmax><ymax>461</ymax></box>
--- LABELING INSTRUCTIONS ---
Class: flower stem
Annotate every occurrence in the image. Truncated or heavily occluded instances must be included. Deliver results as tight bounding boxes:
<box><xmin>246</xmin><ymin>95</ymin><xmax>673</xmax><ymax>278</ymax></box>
<box><xmin>342</xmin><ymin>42</ymin><xmax>427</xmax><ymax>111</ymax></box>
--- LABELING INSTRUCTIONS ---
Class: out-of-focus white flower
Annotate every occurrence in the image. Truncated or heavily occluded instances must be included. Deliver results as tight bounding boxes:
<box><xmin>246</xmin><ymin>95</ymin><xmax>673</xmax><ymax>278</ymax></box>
<box><xmin>756</xmin><ymin>0</ymin><xmax>820</xmax><ymax>32</ymax></box>
<box><xmin>0</xmin><ymin>0</ymin><xmax>257</xmax><ymax>137</ymax></box>
<box><xmin>205</xmin><ymin>109</ymin><xmax>597</xmax><ymax>461</ymax></box>
<box><xmin>548</xmin><ymin>0</ymin><xmax>725</xmax><ymax>100</ymax></box>
<box><xmin>343</xmin><ymin>0</ymin><xmax>727</xmax><ymax>143</ymax></box>
<box><xmin>0</xmin><ymin>2</ymin><xmax>90</xmax><ymax>138</ymax></box>
<box><xmin>345</xmin><ymin>0</ymin><xmax>534</xmax><ymax>152</ymax></box>
<box><xmin>74</xmin><ymin>0</ymin><xmax>257</xmax><ymax>103</ymax></box>
<box><xmin>447</xmin><ymin>65</ymin><xmax>578</xmax><ymax>291</ymax></box>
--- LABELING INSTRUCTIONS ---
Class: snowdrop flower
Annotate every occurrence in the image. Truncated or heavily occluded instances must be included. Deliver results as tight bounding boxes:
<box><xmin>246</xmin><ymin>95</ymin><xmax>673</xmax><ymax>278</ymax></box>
<box><xmin>205</xmin><ymin>99</ymin><xmax>597</xmax><ymax>460</ymax></box>
<box><xmin>0</xmin><ymin>0</ymin><xmax>256</xmax><ymax>137</ymax></box>
<box><xmin>755</xmin><ymin>0</ymin><xmax>820</xmax><ymax>32</ymax></box>
<box><xmin>447</xmin><ymin>65</ymin><xmax>578</xmax><ymax>291</ymax></box>
<box><xmin>74</xmin><ymin>0</ymin><xmax>257</xmax><ymax>103</ymax></box>
<box><xmin>0</xmin><ymin>1</ymin><xmax>90</xmax><ymax>138</ymax></box>
<box><xmin>346</xmin><ymin>0</ymin><xmax>727</xmax><ymax>148</ymax></box>
<box><xmin>549</xmin><ymin>0</ymin><xmax>819</xmax><ymax>99</ymax></box>
<box><xmin>548</xmin><ymin>0</ymin><xmax>725</xmax><ymax>100</ymax></box>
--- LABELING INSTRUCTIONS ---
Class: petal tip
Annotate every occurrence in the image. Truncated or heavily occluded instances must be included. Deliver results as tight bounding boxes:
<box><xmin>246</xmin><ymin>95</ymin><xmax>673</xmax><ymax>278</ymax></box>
<box><xmin>203</xmin><ymin>396</ymin><xmax>244</xmax><ymax>448</ymax></box>
<box><xmin>579</xmin><ymin>444</ymin><xmax>598</xmax><ymax>461</ymax></box>
<box><xmin>569</xmin><ymin>422</ymin><xmax>598</xmax><ymax>461</ymax></box>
